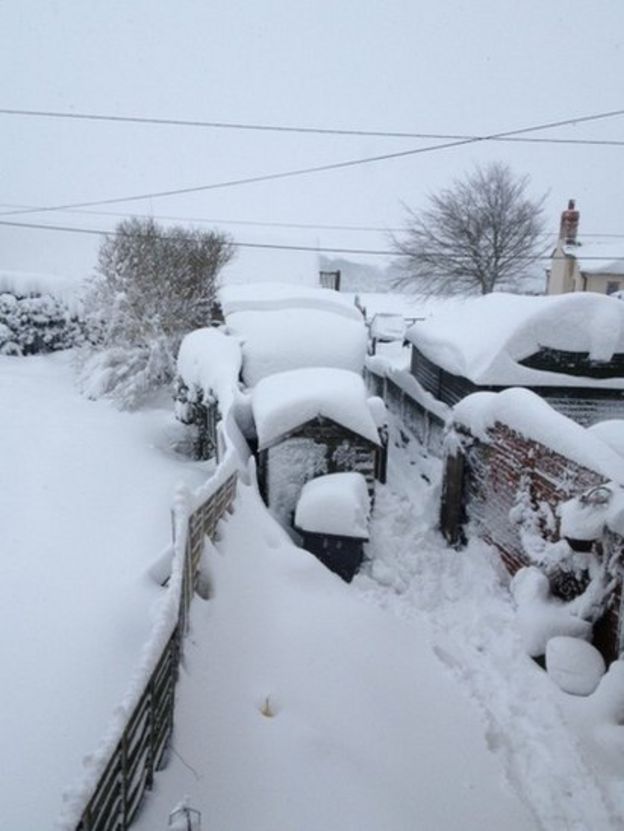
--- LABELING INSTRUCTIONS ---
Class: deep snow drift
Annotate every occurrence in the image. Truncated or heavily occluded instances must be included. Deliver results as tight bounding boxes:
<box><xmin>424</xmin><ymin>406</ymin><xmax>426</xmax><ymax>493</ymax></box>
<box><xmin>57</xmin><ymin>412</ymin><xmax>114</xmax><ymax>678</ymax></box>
<box><xmin>0</xmin><ymin>352</ymin><xmax>209</xmax><ymax>829</ymax></box>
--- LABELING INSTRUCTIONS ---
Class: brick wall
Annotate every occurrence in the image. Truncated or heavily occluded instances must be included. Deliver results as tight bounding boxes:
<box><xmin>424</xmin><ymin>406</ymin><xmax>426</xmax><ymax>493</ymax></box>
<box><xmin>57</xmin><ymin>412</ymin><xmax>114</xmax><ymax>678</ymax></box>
<box><xmin>450</xmin><ymin>422</ymin><xmax>622</xmax><ymax>661</ymax></box>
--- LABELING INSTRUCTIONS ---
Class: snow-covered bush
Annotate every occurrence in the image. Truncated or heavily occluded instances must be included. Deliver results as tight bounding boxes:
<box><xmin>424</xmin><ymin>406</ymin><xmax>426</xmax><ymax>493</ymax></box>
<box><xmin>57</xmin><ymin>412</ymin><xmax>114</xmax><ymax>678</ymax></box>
<box><xmin>79</xmin><ymin>218</ymin><xmax>234</xmax><ymax>408</ymax></box>
<box><xmin>0</xmin><ymin>291</ymin><xmax>84</xmax><ymax>356</ymax></box>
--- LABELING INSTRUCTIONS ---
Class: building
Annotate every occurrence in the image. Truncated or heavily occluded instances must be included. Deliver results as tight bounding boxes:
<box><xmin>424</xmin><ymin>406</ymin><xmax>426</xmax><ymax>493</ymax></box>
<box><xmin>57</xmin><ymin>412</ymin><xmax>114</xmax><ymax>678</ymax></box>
<box><xmin>547</xmin><ymin>200</ymin><xmax>624</xmax><ymax>295</ymax></box>
<box><xmin>406</xmin><ymin>292</ymin><xmax>624</xmax><ymax>428</ymax></box>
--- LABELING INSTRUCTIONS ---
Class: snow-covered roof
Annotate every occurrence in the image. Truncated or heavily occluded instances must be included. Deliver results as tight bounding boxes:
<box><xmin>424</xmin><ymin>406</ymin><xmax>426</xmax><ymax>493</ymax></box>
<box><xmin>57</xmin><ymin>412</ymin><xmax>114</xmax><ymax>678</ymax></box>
<box><xmin>453</xmin><ymin>387</ymin><xmax>624</xmax><ymax>484</ymax></box>
<box><xmin>294</xmin><ymin>472</ymin><xmax>370</xmax><ymax>538</ymax></box>
<box><xmin>219</xmin><ymin>281</ymin><xmax>362</xmax><ymax>321</ymax></box>
<box><xmin>564</xmin><ymin>241</ymin><xmax>624</xmax><ymax>276</ymax></box>
<box><xmin>369</xmin><ymin>313</ymin><xmax>406</xmax><ymax>341</ymax></box>
<box><xmin>176</xmin><ymin>328</ymin><xmax>242</xmax><ymax>412</ymax></box>
<box><xmin>226</xmin><ymin>308</ymin><xmax>368</xmax><ymax>387</ymax></box>
<box><xmin>251</xmin><ymin>367</ymin><xmax>380</xmax><ymax>448</ymax></box>
<box><xmin>406</xmin><ymin>292</ymin><xmax>624</xmax><ymax>388</ymax></box>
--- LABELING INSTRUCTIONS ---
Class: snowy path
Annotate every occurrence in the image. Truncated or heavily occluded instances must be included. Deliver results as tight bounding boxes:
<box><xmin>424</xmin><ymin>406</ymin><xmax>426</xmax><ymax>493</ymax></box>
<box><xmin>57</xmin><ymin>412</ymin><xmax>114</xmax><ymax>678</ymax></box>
<box><xmin>135</xmin><ymin>474</ymin><xmax>536</xmax><ymax>831</ymax></box>
<box><xmin>354</xmin><ymin>427</ymin><xmax>623</xmax><ymax>830</ymax></box>
<box><xmin>1</xmin><ymin>353</ymin><xmax>209</xmax><ymax>829</ymax></box>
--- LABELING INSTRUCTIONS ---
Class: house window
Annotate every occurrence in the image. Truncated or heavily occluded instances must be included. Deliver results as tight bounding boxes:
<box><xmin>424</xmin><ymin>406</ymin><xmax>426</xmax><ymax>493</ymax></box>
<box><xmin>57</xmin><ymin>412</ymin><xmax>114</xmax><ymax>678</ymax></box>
<box><xmin>607</xmin><ymin>281</ymin><xmax>620</xmax><ymax>295</ymax></box>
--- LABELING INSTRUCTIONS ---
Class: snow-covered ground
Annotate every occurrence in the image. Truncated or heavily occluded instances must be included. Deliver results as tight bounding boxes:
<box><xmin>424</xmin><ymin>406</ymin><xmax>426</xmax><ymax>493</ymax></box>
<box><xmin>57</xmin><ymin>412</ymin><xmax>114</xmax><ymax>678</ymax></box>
<box><xmin>0</xmin><ymin>352</ymin><xmax>209</xmax><ymax>829</ymax></box>
<box><xmin>134</xmin><ymin>418</ymin><xmax>624</xmax><ymax>831</ymax></box>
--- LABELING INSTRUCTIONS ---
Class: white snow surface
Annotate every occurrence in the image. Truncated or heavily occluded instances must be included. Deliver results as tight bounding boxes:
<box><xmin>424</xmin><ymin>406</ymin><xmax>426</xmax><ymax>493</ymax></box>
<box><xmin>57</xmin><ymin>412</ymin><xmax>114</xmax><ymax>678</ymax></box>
<box><xmin>546</xmin><ymin>637</ymin><xmax>606</xmax><ymax>696</ymax></box>
<box><xmin>225</xmin><ymin>308</ymin><xmax>367</xmax><ymax>387</ymax></box>
<box><xmin>406</xmin><ymin>292</ymin><xmax>624</xmax><ymax>387</ymax></box>
<box><xmin>567</xmin><ymin>240</ymin><xmax>624</xmax><ymax>276</ymax></box>
<box><xmin>218</xmin><ymin>281</ymin><xmax>362</xmax><ymax>320</ymax></box>
<box><xmin>251</xmin><ymin>367</ymin><xmax>380</xmax><ymax>448</ymax></box>
<box><xmin>294</xmin><ymin>472</ymin><xmax>370</xmax><ymax>538</ymax></box>
<box><xmin>453</xmin><ymin>387</ymin><xmax>624</xmax><ymax>483</ymax></box>
<box><xmin>588</xmin><ymin>420</ymin><xmax>624</xmax><ymax>458</ymax></box>
<box><xmin>0</xmin><ymin>268</ymin><xmax>84</xmax><ymax>312</ymax></box>
<box><xmin>0</xmin><ymin>353</ymin><xmax>210</xmax><ymax>830</ymax></box>
<box><xmin>176</xmin><ymin>327</ymin><xmax>242</xmax><ymax>412</ymax></box>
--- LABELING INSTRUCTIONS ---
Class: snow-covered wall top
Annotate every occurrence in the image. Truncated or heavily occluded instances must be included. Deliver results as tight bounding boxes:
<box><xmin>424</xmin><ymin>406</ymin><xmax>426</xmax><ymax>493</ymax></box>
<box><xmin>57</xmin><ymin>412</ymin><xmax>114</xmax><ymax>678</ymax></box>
<box><xmin>294</xmin><ymin>472</ymin><xmax>369</xmax><ymax>538</ymax></box>
<box><xmin>453</xmin><ymin>387</ymin><xmax>624</xmax><ymax>483</ymax></box>
<box><xmin>176</xmin><ymin>328</ymin><xmax>242</xmax><ymax>413</ymax></box>
<box><xmin>406</xmin><ymin>292</ymin><xmax>624</xmax><ymax>388</ymax></box>
<box><xmin>0</xmin><ymin>269</ymin><xmax>84</xmax><ymax>312</ymax></box>
<box><xmin>252</xmin><ymin>367</ymin><xmax>380</xmax><ymax>448</ymax></box>
<box><xmin>219</xmin><ymin>281</ymin><xmax>362</xmax><ymax>321</ymax></box>
<box><xmin>226</xmin><ymin>308</ymin><xmax>368</xmax><ymax>387</ymax></box>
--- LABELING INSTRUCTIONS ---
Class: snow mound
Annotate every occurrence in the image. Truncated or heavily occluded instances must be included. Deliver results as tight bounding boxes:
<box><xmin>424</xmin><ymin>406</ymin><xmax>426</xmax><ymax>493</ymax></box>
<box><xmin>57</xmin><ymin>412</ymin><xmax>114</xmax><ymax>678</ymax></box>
<box><xmin>295</xmin><ymin>472</ymin><xmax>370</xmax><ymax>538</ymax></box>
<box><xmin>252</xmin><ymin>367</ymin><xmax>380</xmax><ymax>448</ymax></box>
<box><xmin>226</xmin><ymin>308</ymin><xmax>367</xmax><ymax>387</ymax></box>
<box><xmin>219</xmin><ymin>281</ymin><xmax>362</xmax><ymax>320</ymax></box>
<box><xmin>406</xmin><ymin>292</ymin><xmax>624</xmax><ymax>388</ymax></box>
<box><xmin>176</xmin><ymin>328</ymin><xmax>242</xmax><ymax>413</ymax></box>
<box><xmin>510</xmin><ymin>567</ymin><xmax>593</xmax><ymax>657</ymax></box>
<box><xmin>546</xmin><ymin>636</ymin><xmax>605</xmax><ymax>696</ymax></box>
<box><xmin>453</xmin><ymin>387</ymin><xmax>624</xmax><ymax>484</ymax></box>
<box><xmin>587</xmin><ymin>420</ymin><xmax>624</xmax><ymax>458</ymax></box>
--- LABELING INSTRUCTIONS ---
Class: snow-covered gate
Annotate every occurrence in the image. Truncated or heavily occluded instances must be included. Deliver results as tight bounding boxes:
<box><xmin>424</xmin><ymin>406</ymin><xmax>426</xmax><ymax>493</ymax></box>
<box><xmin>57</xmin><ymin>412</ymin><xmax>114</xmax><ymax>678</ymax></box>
<box><xmin>364</xmin><ymin>365</ymin><xmax>445</xmax><ymax>454</ymax></box>
<box><xmin>71</xmin><ymin>474</ymin><xmax>237</xmax><ymax>831</ymax></box>
<box><xmin>441</xmin><ymin>420</ymin><xmax>624</xmax><ymax>662</ymax></box>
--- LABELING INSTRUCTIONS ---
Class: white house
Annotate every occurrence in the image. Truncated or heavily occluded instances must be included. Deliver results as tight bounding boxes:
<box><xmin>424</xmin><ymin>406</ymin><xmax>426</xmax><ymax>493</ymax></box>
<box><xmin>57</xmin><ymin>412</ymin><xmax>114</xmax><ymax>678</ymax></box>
<box><xmin>547</xmin><ymin>200</ymin><xmax>624</xmax><ymax>295</ymax></box>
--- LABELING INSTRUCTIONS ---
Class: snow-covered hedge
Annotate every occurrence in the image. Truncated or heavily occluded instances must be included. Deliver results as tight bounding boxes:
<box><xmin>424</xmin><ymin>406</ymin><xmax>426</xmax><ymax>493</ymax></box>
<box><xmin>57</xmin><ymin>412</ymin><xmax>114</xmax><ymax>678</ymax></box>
<box><xmin>0</xmin><ymin>291</ymin><xmax>84</xmax><ymax>356</ymax></box>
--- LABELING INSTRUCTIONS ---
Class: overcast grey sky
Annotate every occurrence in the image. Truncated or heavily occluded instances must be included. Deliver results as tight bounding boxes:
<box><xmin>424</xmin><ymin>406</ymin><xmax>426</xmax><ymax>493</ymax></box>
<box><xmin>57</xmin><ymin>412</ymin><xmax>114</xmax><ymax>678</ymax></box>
<box><xmin>1</xmin><ymin>0</ymin><xmax>623</xmax><ymax>285</ymax></box>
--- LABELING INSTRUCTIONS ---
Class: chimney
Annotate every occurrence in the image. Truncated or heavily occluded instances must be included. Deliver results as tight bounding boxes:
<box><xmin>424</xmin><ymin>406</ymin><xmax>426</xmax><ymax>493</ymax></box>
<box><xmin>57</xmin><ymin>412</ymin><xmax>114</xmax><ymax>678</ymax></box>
<box><xmin>559</xmin><ymin>198</ymin><xmax>580</xmax><ymax>245</ymax></box>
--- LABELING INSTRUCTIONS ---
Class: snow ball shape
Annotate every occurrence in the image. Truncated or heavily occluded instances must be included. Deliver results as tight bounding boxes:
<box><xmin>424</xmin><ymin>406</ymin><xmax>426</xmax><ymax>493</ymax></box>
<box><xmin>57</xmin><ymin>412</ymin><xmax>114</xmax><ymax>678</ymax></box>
<box><xmin>546</xmin><ymin>636</ymin><xmax>606</xmax><ymax>696</ymax></box>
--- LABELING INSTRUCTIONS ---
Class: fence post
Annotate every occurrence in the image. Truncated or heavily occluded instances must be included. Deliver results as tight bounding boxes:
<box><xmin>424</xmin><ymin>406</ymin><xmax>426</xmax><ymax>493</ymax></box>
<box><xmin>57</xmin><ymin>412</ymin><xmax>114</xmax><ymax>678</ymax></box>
<box><xmin>440</xmin><ymin>448</ymin><xmax>465</xmax><ymax>545</ymax></box>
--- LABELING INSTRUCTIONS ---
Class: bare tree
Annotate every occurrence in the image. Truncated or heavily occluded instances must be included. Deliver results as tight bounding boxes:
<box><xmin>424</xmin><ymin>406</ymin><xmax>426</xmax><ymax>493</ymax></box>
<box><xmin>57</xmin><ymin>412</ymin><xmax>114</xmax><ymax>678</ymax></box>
<box><xmin>393</xmin><ymin>162</ymin><xmax>546</xmax><ymax>295</ymax></box>
<box><xmin>80</xmin><ymin>218</ymin><xmax>234</xmax><ymax>408</ymax></box>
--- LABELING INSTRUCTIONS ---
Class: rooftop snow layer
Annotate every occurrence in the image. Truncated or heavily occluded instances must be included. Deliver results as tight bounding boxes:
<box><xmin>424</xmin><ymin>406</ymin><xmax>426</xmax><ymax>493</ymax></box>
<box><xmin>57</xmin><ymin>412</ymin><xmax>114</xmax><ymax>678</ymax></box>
<box><xmin>252</xmin><ymin>367</ymin><xmax>380</xmax><ymax>448</ymax></box>
<box><xmin>453</xmin><ymin>387</ymin><xmax>624</xmax><ymax>483</ymax></box>
<box><xmin>564</xmin><ymin>241</ymin><xmax>624</xmax><ymax>276</ymax></box>
<box><xmin>219</xmin><ymin>281</ymin><xmax>362</xmax><ymax>320</ymax></box>
<box><xmin>406</xmin><ymin>292</ymin><xmax>624</xmax><ymax>388</ymax></box>
<box><xmin>226</xmin><ymin>308</ymin><xmax>367</xmax><ymax>387</ymax></box>
<box><xmin>295</xmin><ymin>472</ymin><xmax>370</xmax><ymax>538</ymax></box>
<box><xmin>176</xmin><ymin>328</ymin><xmax>242</xmax><ymax>413</ymax></box>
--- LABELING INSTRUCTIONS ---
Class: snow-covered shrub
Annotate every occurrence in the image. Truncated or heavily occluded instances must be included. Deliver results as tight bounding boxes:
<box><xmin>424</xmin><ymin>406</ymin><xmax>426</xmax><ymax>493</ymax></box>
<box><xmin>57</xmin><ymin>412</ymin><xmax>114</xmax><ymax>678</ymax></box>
<box><xmin>80</xmin><ymin>218</ymin><xmax>234</xmax><ymax>408</ymax></box>
<box><xmin>0</xmin><ymin>291</ymin><xmax>84</xmax><ymax>355</ymax></box>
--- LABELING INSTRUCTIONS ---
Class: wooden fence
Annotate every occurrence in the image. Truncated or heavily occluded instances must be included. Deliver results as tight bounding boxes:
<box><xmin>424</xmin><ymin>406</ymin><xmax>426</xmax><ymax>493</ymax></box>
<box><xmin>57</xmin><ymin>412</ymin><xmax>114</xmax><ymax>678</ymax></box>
<box><xmin>75</xmin><ymin>473</ymin><xmax>237</xmax><ymax>831</ymax></box>
<box><xmin>364</xmin><ymin>366</ymin><xmax>446</xmax><ymax>455</ymax></box>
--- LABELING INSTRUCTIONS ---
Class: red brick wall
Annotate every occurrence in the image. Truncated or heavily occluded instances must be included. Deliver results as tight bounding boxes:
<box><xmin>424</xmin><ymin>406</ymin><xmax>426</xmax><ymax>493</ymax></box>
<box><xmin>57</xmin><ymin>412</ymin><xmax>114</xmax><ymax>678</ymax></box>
<box><xmin>459</xmin><ymin>421</ymin><xmax>622</xmax><ymax>661</ymax></box>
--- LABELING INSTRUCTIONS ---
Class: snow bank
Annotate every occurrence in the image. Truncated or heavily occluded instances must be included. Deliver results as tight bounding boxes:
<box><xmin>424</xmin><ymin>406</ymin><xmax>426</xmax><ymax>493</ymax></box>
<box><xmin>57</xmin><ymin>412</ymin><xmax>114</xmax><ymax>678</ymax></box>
<box><xmin>176</xmin><ymin>327</ymin><xmax>242</xmax><ymax>414</ymax></box>
<box><xmin>406</xmin><ymin>292</ymin><xmax>624</xmax><ymax>388</ymax></box>
<box><xmin>510</xmin><ymin>568</ymin><xmax>593</xmax><ymax>657</ymax></box>
<box><xmin>295</xmin><ymin>472</ymin><xmax>370</xmax><ymax>538</ymax></box>
<box><xmin>225</xmin><ymin>308</ymin><xmax>367</xmax><ymax>387</ymax></box>
<box><xmin>219</xmin><ymin>281</ymin><xmax>362</xmax><ymax>320</ymax></box>
<box><xmin>453</xmin><ymin>387</ymin><xmax>624</xmax><ymax>483</ymax></box>
<box><xmin>546</xmin><ymin>637</ymin><xmax>605</xmax><ymax>696</ymax></box>
<box><xmin>251</xmin><ymin>367</ymin><xmax>380</xmax><ymax>448</ymax></box>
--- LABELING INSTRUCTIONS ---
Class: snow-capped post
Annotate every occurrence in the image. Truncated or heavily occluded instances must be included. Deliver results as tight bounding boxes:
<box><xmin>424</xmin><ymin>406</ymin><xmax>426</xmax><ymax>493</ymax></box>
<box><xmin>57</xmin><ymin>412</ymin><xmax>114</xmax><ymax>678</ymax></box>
<box><xmin>439</xmin><ymin>424</ymin><xmax>468</xmax><ymax>545</ymax></box>
<box><xmin>168</xmin><ymin>800</ymin><xmax>201</xmax><ymax>830</ymax></box>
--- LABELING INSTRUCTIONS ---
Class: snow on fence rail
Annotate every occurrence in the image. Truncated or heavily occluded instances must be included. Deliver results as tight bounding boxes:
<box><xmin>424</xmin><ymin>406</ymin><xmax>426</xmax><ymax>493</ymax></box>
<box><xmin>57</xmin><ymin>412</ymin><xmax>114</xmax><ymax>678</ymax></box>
<box><xmin>60</xmin><ymin>467</ymin><xmax>238</xmax><ymax>831</ymax></box>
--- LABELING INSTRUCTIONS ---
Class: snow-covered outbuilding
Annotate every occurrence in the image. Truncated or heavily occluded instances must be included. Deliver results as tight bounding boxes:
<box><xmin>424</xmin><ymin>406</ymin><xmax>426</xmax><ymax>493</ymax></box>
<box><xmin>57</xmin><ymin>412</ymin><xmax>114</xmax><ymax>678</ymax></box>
<box><xmin>174</xmin><ymin>328</ymin><xmax>242</xmax><ymax>459</ymax></box>
<box><xmin>226</xmin><ymin>307</ymin><xmax>368</xmax><ymax>387</ymax></box>
<box><xmin>406</xmin><ymin>292</ymin><xmax>624</xmax><ymax>427</ymax></box>
<box><xmin>294</xmin><ymin>472</ymin><xmax>370</xmax><ymax>581</ymax></box>
<box><xmin>218</xmin><ymin>281</ymin><xmax>362</xmax><ymax>321</ymax></box>
<box><xmin>251</xmin><ymin>367</ymin><xmax>380</xmax><ymax>527</ymax></box>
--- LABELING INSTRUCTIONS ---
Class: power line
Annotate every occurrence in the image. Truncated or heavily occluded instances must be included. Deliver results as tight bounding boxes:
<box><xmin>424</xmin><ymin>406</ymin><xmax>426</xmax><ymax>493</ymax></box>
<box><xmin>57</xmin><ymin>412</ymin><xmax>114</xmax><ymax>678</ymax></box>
<box><xmin>2</xmin><ymin>105</ymin><xmax>624</xmax><ymax>146</ymax></box>
<box><xmin>2</xmin><ymin>217</ymin><xmax>623</xmax><ymax>262</ymax></box>
<box><xmin>2</xmin><ymin>107</ymin><xmax>624</xmax><ymax>220</ymax></box>
<box><xmin>2</xmin><ymin>202</ymin><xmax>624</xmax><ymax>240</ymax></box>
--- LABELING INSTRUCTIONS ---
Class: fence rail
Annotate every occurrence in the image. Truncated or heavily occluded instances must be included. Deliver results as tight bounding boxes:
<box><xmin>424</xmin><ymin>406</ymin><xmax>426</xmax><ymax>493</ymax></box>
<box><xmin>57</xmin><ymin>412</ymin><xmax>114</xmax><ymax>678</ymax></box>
<box><xmin>75</xmin><ymin>473</ymin><xmax>237</xmax><ymax>831</ymax></box>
